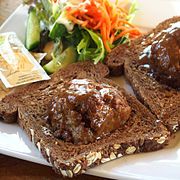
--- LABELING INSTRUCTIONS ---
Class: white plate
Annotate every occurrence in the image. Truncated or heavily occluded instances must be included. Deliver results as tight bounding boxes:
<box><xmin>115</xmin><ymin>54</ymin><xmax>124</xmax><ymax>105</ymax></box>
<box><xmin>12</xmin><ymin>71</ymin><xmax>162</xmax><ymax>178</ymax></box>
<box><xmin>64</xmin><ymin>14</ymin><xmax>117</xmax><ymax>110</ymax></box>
<box><xmin>0</xmin><ymin>2</ymin><xmax>180</xmax><ymax>180</ymax></box>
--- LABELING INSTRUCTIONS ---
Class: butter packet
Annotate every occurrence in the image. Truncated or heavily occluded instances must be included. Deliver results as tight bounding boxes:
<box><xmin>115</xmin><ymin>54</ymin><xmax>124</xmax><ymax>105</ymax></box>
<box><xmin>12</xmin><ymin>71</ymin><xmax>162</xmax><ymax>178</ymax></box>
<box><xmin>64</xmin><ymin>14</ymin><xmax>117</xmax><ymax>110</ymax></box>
<box><xmin>0</xmin><ymin>81</ymin><xmax>11</xmax><ymax>100</ymax></box>
<box><xmin>0</xmin><ymin>52</ymin><xmax>47</xmax><ymax>100</ymax></box>
<box><xmin>0</xmin><ymin>32</ymin><xmax>50</xmax><ymax>88</ymax></box>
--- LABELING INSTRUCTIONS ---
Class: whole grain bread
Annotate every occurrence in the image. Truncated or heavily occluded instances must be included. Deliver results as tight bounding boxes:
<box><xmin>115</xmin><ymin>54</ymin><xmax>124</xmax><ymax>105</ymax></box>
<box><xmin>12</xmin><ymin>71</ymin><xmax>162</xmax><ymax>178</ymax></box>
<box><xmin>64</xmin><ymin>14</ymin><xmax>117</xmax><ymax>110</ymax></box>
<box><xmin>0</xmin><ymin>61</ymin><xmax>109</xmax><ymax>123</ymax></box>
<box><xmin>104</xmin><ymin>43</ymin><xmax>129</xmax><ymax>76</ymax></box>
<box><xmin>0</xmin><ymin>60</ymin><xmax>170</xmax><ymax>177</ymax></box>
<box><xmin>123</xmin><ymin>16</ymin><xmax>180</xmax><ymax>132</ymax></box>
<box><xmin>17</xmin><ymin>77</ymin><xmax>170</xmax><ymax>177</ymax></box>
<box><xmin>104</xmin><ymin>35</ymin><xmax>145</xmax><ymax>76</ymax></box>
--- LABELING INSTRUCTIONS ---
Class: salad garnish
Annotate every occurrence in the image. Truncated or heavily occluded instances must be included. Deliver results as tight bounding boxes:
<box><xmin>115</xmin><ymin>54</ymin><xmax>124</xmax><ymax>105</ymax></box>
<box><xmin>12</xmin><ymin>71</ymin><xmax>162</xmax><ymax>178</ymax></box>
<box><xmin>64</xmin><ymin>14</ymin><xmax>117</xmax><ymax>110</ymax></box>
<box><xmin>66</xmin><ymin>0</ymin><xmax>141</xmax><ymax>52</ymax></box>
<box><xmin>24</xmin><ymin>0</ymin><xmax>141</xmax><ymax>73</ymax></box>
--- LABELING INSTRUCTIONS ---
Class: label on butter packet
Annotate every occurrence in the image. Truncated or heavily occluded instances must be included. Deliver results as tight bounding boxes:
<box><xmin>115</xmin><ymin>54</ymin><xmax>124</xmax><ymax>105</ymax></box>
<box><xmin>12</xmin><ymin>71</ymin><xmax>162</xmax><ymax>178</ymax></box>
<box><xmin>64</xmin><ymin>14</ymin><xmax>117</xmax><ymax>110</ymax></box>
<box><xmin>0</xmin><ymin>32</ymin><xmax>50</xmax><ymax>88</ymax></box>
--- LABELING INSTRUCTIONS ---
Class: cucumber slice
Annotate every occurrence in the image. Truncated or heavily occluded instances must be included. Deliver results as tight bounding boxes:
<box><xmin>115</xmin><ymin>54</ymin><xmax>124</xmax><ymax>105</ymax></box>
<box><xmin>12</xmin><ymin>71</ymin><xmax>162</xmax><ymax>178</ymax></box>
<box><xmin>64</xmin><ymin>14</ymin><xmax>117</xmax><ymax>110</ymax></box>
<box><xmin>26</xmin><ymin>8</ymin><xmax>41</xmax><ymax>50</ymax></box>
<box><xmin>43</xmin><ymin>46</ymin><xmax>77</xmax><ymax>74</ymax></box>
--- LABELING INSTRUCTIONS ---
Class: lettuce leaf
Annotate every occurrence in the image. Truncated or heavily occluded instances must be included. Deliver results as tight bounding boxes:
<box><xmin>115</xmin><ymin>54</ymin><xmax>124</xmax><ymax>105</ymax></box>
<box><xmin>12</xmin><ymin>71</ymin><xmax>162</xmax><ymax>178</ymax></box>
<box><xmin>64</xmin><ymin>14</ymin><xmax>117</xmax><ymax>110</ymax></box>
<box><xmin>65</xmin><ymin>26</ymin><xmax>83</xmax><ymax>46</ymax></box>
<box><xmin>77</xmin><ymin>31</ymin><xmax>90</xmax><ymax>61</ymax></box>
<box><xmin>77</xmin><ymin>29</ymin><xmax>105</xmax><ymax>64</ymax></box>
<box><xmin>34</xmin><ymin>0</ymin><xmax>63</xmax><ymax>29</ymax></box>
<box><xmin>127</xmin><ymin>0</ymin><xmax>138</xmax><ymax>22</ymax></box>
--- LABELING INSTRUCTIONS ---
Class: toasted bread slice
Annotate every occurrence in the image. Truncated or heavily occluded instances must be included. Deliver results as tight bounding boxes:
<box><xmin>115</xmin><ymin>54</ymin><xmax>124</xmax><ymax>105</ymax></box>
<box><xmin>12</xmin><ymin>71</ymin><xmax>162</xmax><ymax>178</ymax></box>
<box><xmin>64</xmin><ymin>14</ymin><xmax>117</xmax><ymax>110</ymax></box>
<box><xmin>0</xmin><ymin>52</ymin><xmax>173</xmax><ymax>178</ymax></box>
<box><xmin>0</xmin><ymin>60</ymin><xmax>170</xmax><ymax>177</ymax></box>
<box><xmin>104</xmin><ymin>43</ymin><xmax>129</xmax><ymax>76</ymax></box>
<box><xmin>124</xmin><ymin>16</ymin><xmax>180</xmax><ymax>132</ymax></box>
<box><xmin>17</xmin><ymin>77</ymin><xmax>170</xmax><ymax>177</ymax></box>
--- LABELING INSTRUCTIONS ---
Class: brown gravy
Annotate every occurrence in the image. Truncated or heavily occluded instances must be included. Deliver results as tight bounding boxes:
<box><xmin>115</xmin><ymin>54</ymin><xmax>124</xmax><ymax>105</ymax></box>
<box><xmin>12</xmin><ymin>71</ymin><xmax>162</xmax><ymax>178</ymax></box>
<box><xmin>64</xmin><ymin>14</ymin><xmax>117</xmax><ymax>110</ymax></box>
<box><xmin>139</xmin><ymin>22</ymin><xmax>180</xmax><ymax>89</ymax></box>
<box><xmin>48</xmin><ymin>79</ymin><xmax>131</xmax><ymax>144</ymax></box>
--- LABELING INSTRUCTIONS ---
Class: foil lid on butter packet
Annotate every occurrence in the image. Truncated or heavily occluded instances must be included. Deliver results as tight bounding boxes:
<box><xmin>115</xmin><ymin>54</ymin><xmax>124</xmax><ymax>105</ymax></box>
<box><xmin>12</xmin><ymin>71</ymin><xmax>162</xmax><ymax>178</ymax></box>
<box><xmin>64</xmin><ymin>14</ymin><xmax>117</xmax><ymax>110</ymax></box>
<box><xmin>0</xmin><ymin>32</ymin><xmax>50</xmax><ymax>88</ymax></box>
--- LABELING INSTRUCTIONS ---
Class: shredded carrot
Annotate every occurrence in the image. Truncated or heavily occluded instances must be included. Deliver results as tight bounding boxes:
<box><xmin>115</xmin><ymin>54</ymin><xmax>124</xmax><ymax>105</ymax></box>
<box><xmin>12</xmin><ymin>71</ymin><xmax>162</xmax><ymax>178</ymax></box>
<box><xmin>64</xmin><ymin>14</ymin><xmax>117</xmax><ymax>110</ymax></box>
<box><xmin>66</xmin><ymin>0</ymin><xmax>141</xmax><ymax>52</ymax></box>
<box><xmin>109</xmin><ymin>33</ymin><xmax>115</xmax><ymax>44</ymax></box>
<box><xmin>114</xmin><ymin>28</ymin><xmax>141</xmax><ymax>41</ymax></box>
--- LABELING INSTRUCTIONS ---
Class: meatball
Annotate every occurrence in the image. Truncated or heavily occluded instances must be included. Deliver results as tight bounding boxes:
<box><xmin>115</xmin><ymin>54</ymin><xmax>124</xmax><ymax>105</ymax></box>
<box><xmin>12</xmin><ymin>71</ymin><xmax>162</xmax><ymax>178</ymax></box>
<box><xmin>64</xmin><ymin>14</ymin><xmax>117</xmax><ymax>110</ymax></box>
<box><xmin>48</xmin><ymin>79</ymin><xmax>131</xmax><ymax>144</ymax></box>
<box><xmin>150</xmin><ymin>22</ymin><xmax>180</xmax><ymax>88</ymax></box>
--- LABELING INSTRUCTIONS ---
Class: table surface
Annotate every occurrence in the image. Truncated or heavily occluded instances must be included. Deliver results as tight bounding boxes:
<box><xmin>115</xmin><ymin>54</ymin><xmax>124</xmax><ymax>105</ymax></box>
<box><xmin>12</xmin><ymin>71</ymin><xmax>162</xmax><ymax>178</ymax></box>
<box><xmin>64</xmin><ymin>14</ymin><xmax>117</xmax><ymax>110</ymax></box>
<box><xmin>0</xmin><ymin>1</ymin><xmax>107</xmax><ymax>179</ymax></box>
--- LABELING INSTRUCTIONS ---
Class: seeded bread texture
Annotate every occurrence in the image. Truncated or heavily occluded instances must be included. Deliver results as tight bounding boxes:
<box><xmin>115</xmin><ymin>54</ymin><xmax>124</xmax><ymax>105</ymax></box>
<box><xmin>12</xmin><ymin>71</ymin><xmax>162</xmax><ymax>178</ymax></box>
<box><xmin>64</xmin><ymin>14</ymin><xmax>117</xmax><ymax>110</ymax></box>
<box><xmin>17</xmin><ymin>78</ymin><xmax>170</xmax><ymax>177</ymax></box>
<box><xmin>0</xmin><ymin>61</ymin><xmax>109</xmax><ymax>123</ymax></box>
<box><xmin>0</xmin><ymin>60</ymin><xmax>170</xmax><ymax>177</ymax></box>
<box><xmin>124</xmin><ymin>16</ymin><xmax>180</xmax><ymax>132</ymax></box>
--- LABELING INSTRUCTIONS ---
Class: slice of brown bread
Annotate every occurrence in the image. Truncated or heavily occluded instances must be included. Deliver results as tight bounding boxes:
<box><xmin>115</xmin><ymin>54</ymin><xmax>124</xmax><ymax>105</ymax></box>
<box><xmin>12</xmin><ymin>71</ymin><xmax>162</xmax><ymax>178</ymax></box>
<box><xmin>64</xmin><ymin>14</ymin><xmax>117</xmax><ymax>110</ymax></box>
<box><xmin>0</xmin><ymin>59</ymin><xmax>170</xmax><ymax>177</ymax></box>
<box><xmin>0</xmin><ymin>61</ymin><xmax>109</xmax><ymax>123</ymax></box>
<box><xmin>104</xmin><ymin>35</ymin><xmax>146</xmax><ymax>76</ymax></box>
<box><xmin>16</xmin><ymin>76</ymin><xmax>170</xmax><ymax>177</ymax></box>
<box><xmin>124</xmin><ymin>16</ymin><xmax>180</xmax><ymax>132</ymax></box>
<box><xmin>104</xmin><ymin>44</ymin><xmax>129</xmax><ymax>76</ymax></box>
<box><xmin>103</xmin><ymin>33</ymin><xmax>142</xmax><ymax>76</ymax></box>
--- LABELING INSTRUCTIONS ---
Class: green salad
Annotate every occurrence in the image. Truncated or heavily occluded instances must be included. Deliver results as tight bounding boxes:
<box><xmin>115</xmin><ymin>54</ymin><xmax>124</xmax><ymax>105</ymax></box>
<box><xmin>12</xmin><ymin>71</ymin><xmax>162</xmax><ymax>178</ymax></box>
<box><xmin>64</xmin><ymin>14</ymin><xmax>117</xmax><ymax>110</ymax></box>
<box><xmin>24</xmin><ymin>0</ymin><xmax>140</xmax><ymax>74</ymax></box>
